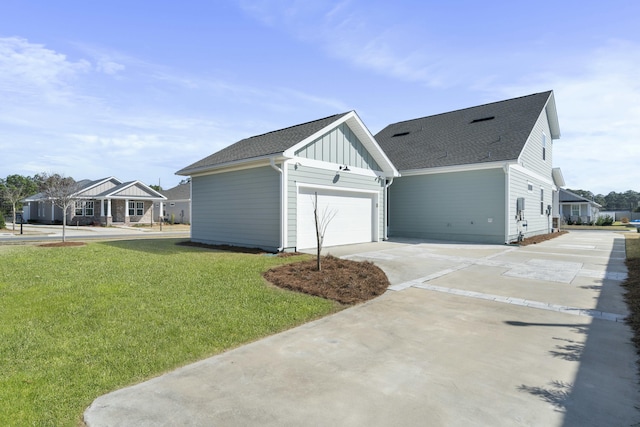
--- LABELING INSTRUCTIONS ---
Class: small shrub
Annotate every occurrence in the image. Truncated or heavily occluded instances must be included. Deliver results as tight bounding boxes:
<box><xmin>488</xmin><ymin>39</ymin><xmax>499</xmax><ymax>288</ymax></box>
<box><xmin>597</xmin><ymin>215</ymin><xmax>614</xmax><ymax>226</ymax></box>
<box><xmin>566</xmin><ymin>217</ymin><xmax>574</xmax><ymax>225</ymax></box>
<box><xmin>621</xmin><ymin>217</ymin><xmax>630</xmax><ymax>224</ymax></box>
<box><xmin>575</xmin><ymin>217</ymin><xmax>583</xmax><ymax>225</ymax></box>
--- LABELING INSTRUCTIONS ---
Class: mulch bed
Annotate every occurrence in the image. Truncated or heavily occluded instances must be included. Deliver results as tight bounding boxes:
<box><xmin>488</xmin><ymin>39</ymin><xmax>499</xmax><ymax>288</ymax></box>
<box><xmin>39</xmin><ymin>242</ymin><xmax>86</xmax><ymax>248</ymax></box>
<box><xmin>517</xmin><ymin>231</ymin><xmax>568</xmax><ymax>246</ymax></box>
<box><xmin>264</xmin><ymin>255</ymin><xmax>390</xmax><ymax>305</ymax></box>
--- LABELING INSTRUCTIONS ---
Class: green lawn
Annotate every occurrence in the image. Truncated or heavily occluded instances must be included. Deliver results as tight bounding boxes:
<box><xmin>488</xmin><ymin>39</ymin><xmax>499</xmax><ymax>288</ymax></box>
<box><xmin>0</xmin><ymin>239</ymin><xmax>340</xmax><ymax>426</ymax></box>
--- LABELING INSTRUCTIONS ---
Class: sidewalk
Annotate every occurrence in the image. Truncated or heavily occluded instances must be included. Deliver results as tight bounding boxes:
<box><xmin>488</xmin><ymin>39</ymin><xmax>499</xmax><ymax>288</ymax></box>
<box><xmin>0</xmin><ymin>223</ymin><xmax>190</xmax><ymax>241</ymax></box>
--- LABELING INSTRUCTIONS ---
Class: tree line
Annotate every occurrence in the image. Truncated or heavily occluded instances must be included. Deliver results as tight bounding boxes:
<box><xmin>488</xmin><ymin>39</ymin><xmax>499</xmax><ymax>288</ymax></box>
<box><xmin>566</xmin><ymin>189</ymin><xmax>640</xmax><ymax>211</ymax></box>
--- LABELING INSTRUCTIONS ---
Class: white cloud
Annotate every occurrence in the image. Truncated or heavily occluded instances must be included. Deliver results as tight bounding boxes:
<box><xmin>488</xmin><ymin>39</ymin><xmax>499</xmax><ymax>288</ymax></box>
<box><xmin>0</xmin><ymin>37</ymin><xmax>91</xmax><ymax>104</ymax></box>
<box><xmin>498</xmin><ymin>40</ymin><xmax>640</xmax><ymax>194</ymax></box>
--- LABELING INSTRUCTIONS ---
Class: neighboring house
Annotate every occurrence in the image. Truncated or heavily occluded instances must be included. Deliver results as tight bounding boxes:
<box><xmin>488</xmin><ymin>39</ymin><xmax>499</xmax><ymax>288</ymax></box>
<box><xmin>559</xmin><ymin>188</ymin><xmax>601</xmax><ymax>224</ymax></box>
<box><xmin>23</xmin><ymin>177</ymin><xmax>166</xmax><ymax>226</ymax></box>
<box><xmin>154</xmin><ymin>182</ymin><xmax>191</xmax><ymax>224</ymax></box>
<box><xmin>375</xmin><ymin>91</ymin><xmax>561</xmax><ymax>244</ymax></box>
<box><xmin>176</xmin><ymin>111</ymin><xmax>399</xmax><ymax>252</ymax></box>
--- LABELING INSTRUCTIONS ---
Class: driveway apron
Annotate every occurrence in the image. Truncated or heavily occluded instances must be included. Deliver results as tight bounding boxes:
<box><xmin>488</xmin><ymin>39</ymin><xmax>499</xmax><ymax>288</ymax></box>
<box><xmin>84</xmin><ymin>231</ymin><xmax>639</xmax><ymax>427</ymax></box>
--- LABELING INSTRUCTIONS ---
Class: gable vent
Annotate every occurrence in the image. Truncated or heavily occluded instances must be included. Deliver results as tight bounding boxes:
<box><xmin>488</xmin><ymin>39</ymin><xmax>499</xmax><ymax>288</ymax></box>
<box><xmin>392</xmin><ymin>131</ymin><xmax>410</xmax><ymax>137</ymax></box>
<box><xmin>470</xmin><ymin>116</ymin><xmax>495</xmax><ymax>123</ymax></box>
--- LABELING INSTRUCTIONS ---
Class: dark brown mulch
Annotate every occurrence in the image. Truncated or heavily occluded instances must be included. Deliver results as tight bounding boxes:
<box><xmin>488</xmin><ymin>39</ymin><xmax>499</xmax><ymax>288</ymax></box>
<box><xmin>517</xmin><ymin>231</ymin><xmax>568</xmax><ymax>246</ymax></box>
<box><xmin>264</xmin><ymin>255</ymin><xmax>390</xmax><ymax>305</ymax></box>
<box><xmin>623</xmin><ymin>258</ymin><xmax>640</xmax><ymax>355</ymax></box>
<box><xmin>39</xmin><ymin>242</ymin><xmax>86</xmax><ymax>247</ymax></box>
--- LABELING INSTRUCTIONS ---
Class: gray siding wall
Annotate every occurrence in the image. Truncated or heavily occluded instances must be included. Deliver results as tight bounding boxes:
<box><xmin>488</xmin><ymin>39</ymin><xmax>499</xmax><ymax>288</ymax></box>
<box><xmin>286</xmin><ymin>163</ymin><xmax>385</xmax><ymax>248</ymax></box>
<box><xmin>508</xmin><ymin>168</ymin><xmax>554</xmax><ymax>241</ymax></box>
<box><xmin>388</xmin><ymin>169</ymin><xmax>506</xmax><ymax>244</ymax></box>
<box><xmin>294</xmin><ymin>123</ymin><xmax>381</xmax><ymax>170</ymax></box>
<box><xmin>519</xmin><ymin>110</ymin><xmax>553</xmax><ymax>178</ymax></box>
<box><xmin>191</xmin><ymin>166</ymin><xmax>280</xmax><ymax>251</ymax></box>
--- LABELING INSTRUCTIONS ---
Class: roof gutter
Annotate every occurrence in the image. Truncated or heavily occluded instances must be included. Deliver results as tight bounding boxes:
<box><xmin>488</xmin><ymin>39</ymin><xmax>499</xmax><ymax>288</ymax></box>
<box><xmin>384</xmin><ymin>177</ymin><xmax>394</xmax><ymax>240</ymax></box>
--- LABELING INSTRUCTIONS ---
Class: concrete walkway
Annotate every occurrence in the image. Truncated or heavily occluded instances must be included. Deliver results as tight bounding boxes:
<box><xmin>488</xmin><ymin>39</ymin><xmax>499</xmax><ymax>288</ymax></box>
<box><xmin>84</xmin><ymin>231</ymin><xmax>639</xmax><ymax>426</ymax></box>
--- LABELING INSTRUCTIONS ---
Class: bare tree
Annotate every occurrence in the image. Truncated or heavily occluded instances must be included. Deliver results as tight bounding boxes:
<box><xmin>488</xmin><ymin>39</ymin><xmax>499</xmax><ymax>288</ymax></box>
<box><xmin>39</xmin><ymin>173</ymin><xmax>80</xmax><ymax>242</ymax></box>
<box><xmin>312</xmin><ymin>192</ymin><xmax>337</xmax><ymax>271</ymax></box>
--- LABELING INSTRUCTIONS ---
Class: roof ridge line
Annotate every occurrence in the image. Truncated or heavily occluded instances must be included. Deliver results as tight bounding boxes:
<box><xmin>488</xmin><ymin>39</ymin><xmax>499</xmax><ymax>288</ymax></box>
<box><xmin>387</xmin><ymin>91</ymin><xmax>552</xmax><ymax>126</ymax></box>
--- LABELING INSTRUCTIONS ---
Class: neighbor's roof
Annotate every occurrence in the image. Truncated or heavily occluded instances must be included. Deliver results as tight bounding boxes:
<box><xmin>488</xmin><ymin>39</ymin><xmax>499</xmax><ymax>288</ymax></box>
<box><xmin>375</xmin><ymin>91</ymin><xmax>559</xmax><ymax>171</ymax></box>
<box><xmin>177</xmin><ymin>112</ymin><xmax>350</xmax><ymax>175</ymax></box>
<box><xmin>559</xmin><ymin>188</ymin><xmax>602</xmax><ymax>207</ymax></box>
<box><xmin>161</xmin><ymin>182</ymin><xmax>191</xmax><ymax>200</ymax></box>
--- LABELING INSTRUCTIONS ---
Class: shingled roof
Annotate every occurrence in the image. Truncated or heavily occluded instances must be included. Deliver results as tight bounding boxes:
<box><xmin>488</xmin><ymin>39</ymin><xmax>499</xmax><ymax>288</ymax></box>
<box><xmin>375</xmin><ymin>91</ymin><xmax>557</xmax><ymax>171</ymax></box>
<box><xmin>177</xmin><ymin>112</ymin><xmax>350</xmax><ymax>175</ymax></box>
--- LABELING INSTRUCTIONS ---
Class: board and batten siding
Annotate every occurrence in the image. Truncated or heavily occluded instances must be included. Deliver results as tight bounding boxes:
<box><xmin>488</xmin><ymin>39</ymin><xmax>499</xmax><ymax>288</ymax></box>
<box><xmin>286</xmin><ymin>163</ymin><xmax>385</xmax><ymax>248</ymax></box>
<box><xmin>294</xmin><ymin>123</ymin><xmax>381</xmax><ymax>171</ymax></box>
<box><xmin>389</xmin><ymin>169</ymin><xmax>506</xmax><ymax>244</ymax></box>
<box><xmin>191</xmin><ymin>166</ymin><xmax>280</xmax><ymax>251</ymax></box>
<box><xmin>81</xmin><ymin>180</ymin><xmax>119</xmax><ymax>196</ymax></box>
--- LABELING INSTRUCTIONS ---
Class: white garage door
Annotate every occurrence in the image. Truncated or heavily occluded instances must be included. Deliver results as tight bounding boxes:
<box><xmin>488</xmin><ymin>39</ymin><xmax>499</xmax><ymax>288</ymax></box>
<box><xmin>296</xmin><ymin>187</ymin><xmax>375</xmax><ymax>249</ymax></box>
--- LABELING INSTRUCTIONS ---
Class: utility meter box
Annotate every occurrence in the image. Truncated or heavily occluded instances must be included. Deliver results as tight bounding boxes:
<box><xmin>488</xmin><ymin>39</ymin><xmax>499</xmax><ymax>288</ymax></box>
<box><xmin>517</xmin><ymin>197</ymin><xmax>525</xmax><ymax>213</ymax></box>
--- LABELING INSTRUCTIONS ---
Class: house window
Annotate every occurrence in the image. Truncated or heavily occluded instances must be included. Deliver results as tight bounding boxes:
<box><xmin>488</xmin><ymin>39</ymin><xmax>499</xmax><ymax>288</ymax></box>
<box><xmin>75</xmin><ymin>201</ymin><xmax>95</xmax><ymax>216</ymax></box>
<box><xmin>542</xmin><ymin>133</ymin><xmax>547</xmax><ymax>161</ymax></box>
<box><xmin>527</xmin><ymin>182</ymin><xmax>533</xmax><ymax>192</ymax></box>
<box><xmin>540</xmin><ymin>189</ymin><xmax>544</xmax><ymax>215</ymax></box>
<box><xmin>85</xmin><ymin>201</ymin><xmax>94</xmax><ymax>216</ymax></box>
<box><xmin>571</xmin><ymin>204</ymin><xmax>580</xmax><ymax>217</ymax></box>
<box><xmin>129</xmin><ymin>201</ymin><xmax>144</xmax><ymax>216</ymax></box>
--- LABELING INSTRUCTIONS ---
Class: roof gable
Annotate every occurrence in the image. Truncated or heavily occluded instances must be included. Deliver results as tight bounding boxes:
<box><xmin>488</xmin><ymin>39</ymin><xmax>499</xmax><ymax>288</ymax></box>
<box><xmin>177</xmin><ymin>111</ymin><xmax>398</xmax><ymax>177</ymax></box>
<box><xmin>176</xmin><ymin>113</ymin><xmax>350</xmax><ymax>175</ymax></box>
<box><xmin>559</xmin><ymin>188</ymin><xmax>601</xmax><ymax>207</ymax></box>
<box><xmin>375</xmin><ymin>91</ymin><xmax>557</xmax><ymax>171</ymax></box>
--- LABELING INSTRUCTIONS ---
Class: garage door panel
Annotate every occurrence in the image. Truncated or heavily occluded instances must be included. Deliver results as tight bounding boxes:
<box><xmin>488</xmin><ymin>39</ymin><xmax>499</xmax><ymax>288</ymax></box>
<box><xmin>297</xmin><ymin>188</ymin><xmax>374</xmax><ymax>249</ymax></box>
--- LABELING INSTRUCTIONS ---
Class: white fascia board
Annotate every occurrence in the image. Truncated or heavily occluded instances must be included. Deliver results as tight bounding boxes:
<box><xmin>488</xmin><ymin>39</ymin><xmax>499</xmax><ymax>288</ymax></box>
<box><xmin>544</xmin><ymin>91</ymin><xmax>561</xmax><ymax>139</ymax></box>
<box><xmin>292</xmin><ymin>156</ymin><xmax>382</xmax><ymax>178</ymax></box>
<box><xmin>283</xmin><ymin>111</ymin><xmax>399</xmax><ymax>178</ymax></box>
<box><xmin>104</xmin><ymin>181</ymin><xmax>167</xmax><ymax>200</ymax></box>
<box><xmin>179</xmin><ymin>154</ymin><xmax>290</xmax><ymax>177</ymax></box>
<box><xmin>400</xmin><ymin>160</ymin><xmax>514</xmax><ymax>177</ymax></box>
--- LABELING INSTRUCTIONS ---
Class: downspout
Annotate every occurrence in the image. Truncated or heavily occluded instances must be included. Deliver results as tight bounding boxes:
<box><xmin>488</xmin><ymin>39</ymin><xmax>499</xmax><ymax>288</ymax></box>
<box><xmin>384</xmin><ymin>177</ymin><xmax>394</xmax><ymax>240</ymax></box>
<box><xmin>270</xmin><ymin>158</ymin><xmax>285</xmax><ymax>252</ymax></box>
<box><xmin>503</xmin><ymin>163</ymin><xmax>510</xmax><ymax>244</ymax></box>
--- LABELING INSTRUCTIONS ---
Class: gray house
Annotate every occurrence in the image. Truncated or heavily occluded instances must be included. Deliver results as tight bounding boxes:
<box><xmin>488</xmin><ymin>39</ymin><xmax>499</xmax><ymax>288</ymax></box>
<box><xmin>179</xmin><ymin>91</ymin><xmax>562</xmax><ymax>250</ymax></box>
<box><xmin>23</xmin><ymin>177</ymin><xmax>166</xmax><ymax>226</ymax></box>
<box><xmin>375</xmin><ymin>91</ymin><xmax>561</xmax><ymax>244</ymax></box>
<box><xmin>559</xmin><ymin>188</ymin><xmax>601</xmax><ymax>224</ymax></box>
<box><xmin>154</xmin><ymin>182</ymin><xmax>191</xmax><ymax>224</ymax></box>
<box><xmin>177</xmin><ymin>111</ymin><xmax>399</xmax><ymax>251</ymax></box>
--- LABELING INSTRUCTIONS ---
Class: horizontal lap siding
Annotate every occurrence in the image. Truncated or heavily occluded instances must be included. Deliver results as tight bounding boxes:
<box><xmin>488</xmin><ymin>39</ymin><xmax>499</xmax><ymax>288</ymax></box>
<box><xmin>389</xmin><ymin>169</ymin><xmax>505</xmax><ymax>244</ymax></box>
<box><xmin>509</xmin><ymin>168</ymin><xmax>553</xmax><ymax>241</ymax></box>
<box><xmin>286</xmin><ymin>164</ymin><xmax>384</xmax><ymax>248</ymax></box>
<box><xmin>192</xmin><ymin>166</ymin><xmax>280</xmax><ymax>251</ymax></box>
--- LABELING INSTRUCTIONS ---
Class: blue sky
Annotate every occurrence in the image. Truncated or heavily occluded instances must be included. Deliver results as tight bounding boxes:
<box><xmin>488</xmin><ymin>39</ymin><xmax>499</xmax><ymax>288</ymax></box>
<box><xmin>1</xmin><ymin>1</ymin><xmax>638</xmax><ymax>194</ymax></box>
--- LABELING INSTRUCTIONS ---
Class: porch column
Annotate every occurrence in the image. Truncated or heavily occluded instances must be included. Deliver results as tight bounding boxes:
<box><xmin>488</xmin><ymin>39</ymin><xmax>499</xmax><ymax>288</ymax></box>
<box><xmin>125</xmin><ymin>199</ymin><xmax>129</xmax><ymax>225</ymax></box>
<box><xmin>158</xmin><ymin>201</ymin><xmax>163</xmax><ymax>223</ymax></box>
<box><xmin>106</xmin><ymin>199</ymin><xmax>112</xmax><ymax>226</ymax></box>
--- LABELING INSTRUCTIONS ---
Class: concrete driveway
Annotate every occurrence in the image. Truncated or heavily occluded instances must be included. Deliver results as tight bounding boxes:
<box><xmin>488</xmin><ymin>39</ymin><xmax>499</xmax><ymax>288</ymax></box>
<box><xmin>84</xmin><ymin>231</ymin><xmax>639</xmax><ymax>426</ymax></box>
